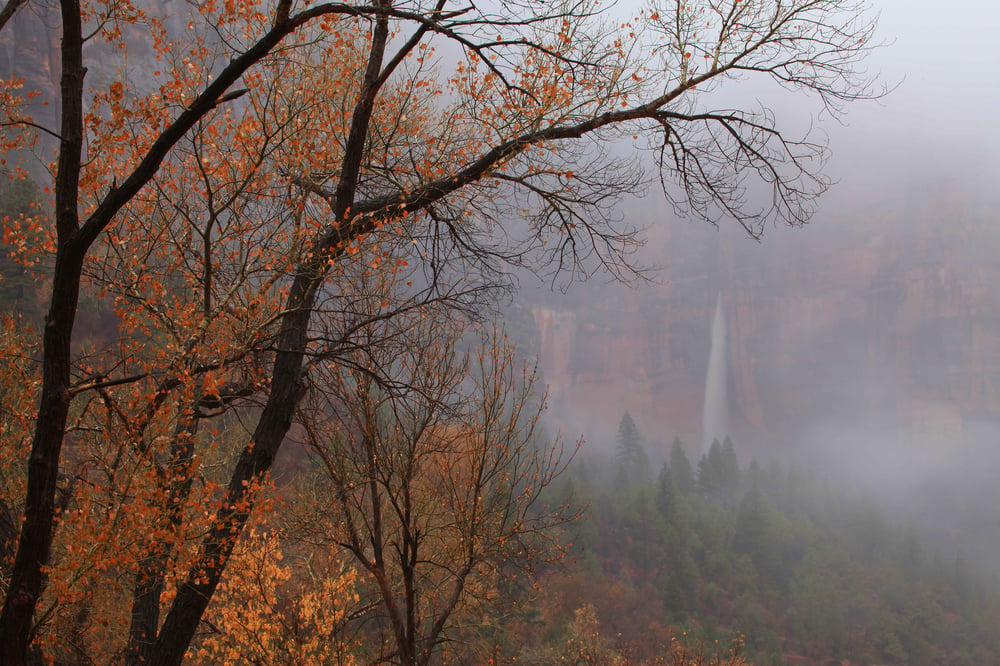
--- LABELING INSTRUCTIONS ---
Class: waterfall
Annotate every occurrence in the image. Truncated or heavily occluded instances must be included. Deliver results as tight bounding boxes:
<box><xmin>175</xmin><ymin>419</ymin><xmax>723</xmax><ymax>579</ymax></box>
<box><xmin>703</xmin><ymin>293</ymin><xmax>728</xmax><ymax>453</ymax></box>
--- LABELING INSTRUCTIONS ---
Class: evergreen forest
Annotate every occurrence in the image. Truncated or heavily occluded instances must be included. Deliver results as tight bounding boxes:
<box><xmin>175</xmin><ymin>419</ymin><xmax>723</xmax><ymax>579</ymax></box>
<box><xmin>508</xmin><ymin>427</ymin><xmax>1000</xmax><ymax>665</ymax></box>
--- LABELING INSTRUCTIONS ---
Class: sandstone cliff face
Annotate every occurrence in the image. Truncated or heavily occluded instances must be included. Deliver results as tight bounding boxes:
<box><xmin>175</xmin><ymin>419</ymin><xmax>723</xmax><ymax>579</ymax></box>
<box><xmin>531</xmin><ymin>180</ymin><xmax>1000</xmax><ymax>455</ymax></box>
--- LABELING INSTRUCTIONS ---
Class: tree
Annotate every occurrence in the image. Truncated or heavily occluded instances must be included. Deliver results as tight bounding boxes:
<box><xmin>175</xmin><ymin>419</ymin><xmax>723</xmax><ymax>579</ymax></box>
<box><xmin>0</xmin><ymin>315</ymin><xmax>35</xmax><ymax>569</ymax></box>
<box><xmin>720</xmin><ymin>437</ymin><xmax>741</xmax><ymax>492</ymax></box>
<box><xmin>194</xmin><ymin>527</ymin><xmax>363</xmax><ymax>665</ymax></box>
<box><xmin>614</xmin><ymin>410</ymin><xmax>649</xmax><ymax>484</ymax></box>
<box><xmin>698</xmin><ymin>437</ymin><xmax>739</xmax><ymax>504</ymax></box>
<box><xmin>656</xmin><ymin>461</ymin><xmax>677</xmax><ymax>518</ymax></box>
<box><xmin>558</xmin><ymin>604</ymin><xmax>628</xmax><ymax>666</ymax></box>
<box><xmin>0</xmin><ymin>0</ymin><xmax>881</xmax><ymax>661</ymax></box>
<box><xmin>0</xmin><ymin>172</ymin><xmax>46</xmax><ymax>319</ymax></box>
<box><xmin>732</xmin><ymin>482</ymin><xmax>773</xmax><ymax>577</ymax></box>
<box><xmin>300</xmin><ymin>314</ymin><xmax>574</xmax><ymax>665</ymax></box>
<box><xmin>670</xmin><ymin>437</ymin><xmax>696</xmax><ymax>495</ymax></box>
<box><xmin>698</xmin><ymin>438</ymin><xmax>723</xmax><ymax>498</ymax></box>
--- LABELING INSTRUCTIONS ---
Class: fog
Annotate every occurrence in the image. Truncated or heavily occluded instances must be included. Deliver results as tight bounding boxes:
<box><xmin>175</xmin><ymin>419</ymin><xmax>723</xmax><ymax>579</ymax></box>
<box><xmin>521</xmin><ymin>0</ymin><xmax>1000</xmax><ymax>581</ymax></box>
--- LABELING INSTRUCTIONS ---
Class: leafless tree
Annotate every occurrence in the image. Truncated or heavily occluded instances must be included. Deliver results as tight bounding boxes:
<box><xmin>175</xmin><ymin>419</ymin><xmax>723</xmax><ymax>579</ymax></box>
<box><xmin>298</xmin><ymin>305</ymin><xmax>573</xmax><ymax>665</ymax></box>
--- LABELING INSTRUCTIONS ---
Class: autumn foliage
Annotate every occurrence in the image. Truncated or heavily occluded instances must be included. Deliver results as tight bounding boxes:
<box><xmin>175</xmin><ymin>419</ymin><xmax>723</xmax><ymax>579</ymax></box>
<box><xmin>0</xmin><ymin>0</ymin><xmax>879</xmax><ymax>662</ymax></box>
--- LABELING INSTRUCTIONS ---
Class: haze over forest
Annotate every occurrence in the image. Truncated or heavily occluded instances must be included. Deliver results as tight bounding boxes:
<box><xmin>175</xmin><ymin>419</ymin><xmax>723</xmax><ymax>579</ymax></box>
<box><xmin>518</xmin><ymin>0</ymin><xmax>1000</xmax><ymax>615</ymax></box>
<box><xmin>0</xmin><ymin>0</ymin><xmax>999</xmax><ymax>663</ymax></box>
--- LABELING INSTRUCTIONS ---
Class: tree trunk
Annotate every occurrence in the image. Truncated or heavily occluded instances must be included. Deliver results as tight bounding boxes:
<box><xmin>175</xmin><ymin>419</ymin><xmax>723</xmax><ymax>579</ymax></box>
<box><xmin>126</xmin><ymin>414</ymin><xmax>201</xmax><ymax>665</ymax></box>
<box><xmin>148</xmin><ymin>299</ymin><xmax>314</xmax><ymax>665</ymax></box>
<box><xmin>0</xmin><ymin>0</ymin><xmax>85</xmax><ymax>658</ymax></box>
<box><xmin>147</xmin><ymin>8</ymin><xmax>391</xmax><ymax>660</ymax></box>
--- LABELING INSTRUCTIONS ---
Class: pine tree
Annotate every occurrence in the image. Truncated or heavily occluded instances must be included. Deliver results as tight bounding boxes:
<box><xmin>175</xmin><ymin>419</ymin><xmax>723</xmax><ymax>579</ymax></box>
<box><xmin>655</xmin><ymin>462</ymin><xmax>676</xmax><ymax>518</ymax></box>
<box><xmin>698</xmin><ymin>438</ymin><xmax>725</xmax><ymax>500</ymax></box>
<box><xmin>669</xmin><ymin>437</ymin><xmax>695</xmax><ymax>495</ymax></box>
<box><xmin>615</xmin><ymin>411</ymin><xmax>642</xmax><ymax>466</ymax></box>
<box><xmin>733</xmin><ymin>483</ymin><xmax>769</xmax><ymax>562</ymax></box>
<box><xmin>615</xmin><ymin>411</ymin><xmax>650</xmax><ymax>484</ymax></box>
<box><xmin>720</xmin><ymin>436</ymin><xmax>742</xmax><ymax>504</ymax></box>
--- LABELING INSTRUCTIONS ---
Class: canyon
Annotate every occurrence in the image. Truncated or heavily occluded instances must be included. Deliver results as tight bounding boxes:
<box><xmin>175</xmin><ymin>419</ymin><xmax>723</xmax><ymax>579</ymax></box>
<box><xmin>529</xmin><ymin>175</ymin><xmax>1000</xmax><ymax>459</ymax></box>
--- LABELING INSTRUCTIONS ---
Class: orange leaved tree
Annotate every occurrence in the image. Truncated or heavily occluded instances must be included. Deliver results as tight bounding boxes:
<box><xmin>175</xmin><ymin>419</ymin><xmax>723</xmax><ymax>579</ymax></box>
<box><xmin>0</xmin><ymin>0</ymin><xmax>881</xmax><ymax>662</ymax></box>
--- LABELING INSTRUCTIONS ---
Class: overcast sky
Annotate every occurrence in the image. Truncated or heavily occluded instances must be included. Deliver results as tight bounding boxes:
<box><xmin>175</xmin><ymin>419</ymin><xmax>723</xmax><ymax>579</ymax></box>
<box><xmin>826</xmin><ymin>0</ymin><xmax>1000</xmax><ymax>196</ymax></box>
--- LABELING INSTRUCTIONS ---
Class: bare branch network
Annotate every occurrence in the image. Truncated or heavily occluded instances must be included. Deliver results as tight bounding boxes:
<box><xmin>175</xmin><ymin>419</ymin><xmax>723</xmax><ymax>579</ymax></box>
<box><xmin>0</xmin><ymin>0</ymin><xmax>883</xmax><ymax>662</ymax></box>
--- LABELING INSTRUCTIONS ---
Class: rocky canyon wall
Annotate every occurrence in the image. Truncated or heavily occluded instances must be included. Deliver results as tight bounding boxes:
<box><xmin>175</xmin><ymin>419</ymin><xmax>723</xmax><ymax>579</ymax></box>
<box><xmin>530</xmin><ymin>179</ymin><xmax>1000</xmax><ymax>458</ymax></box>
